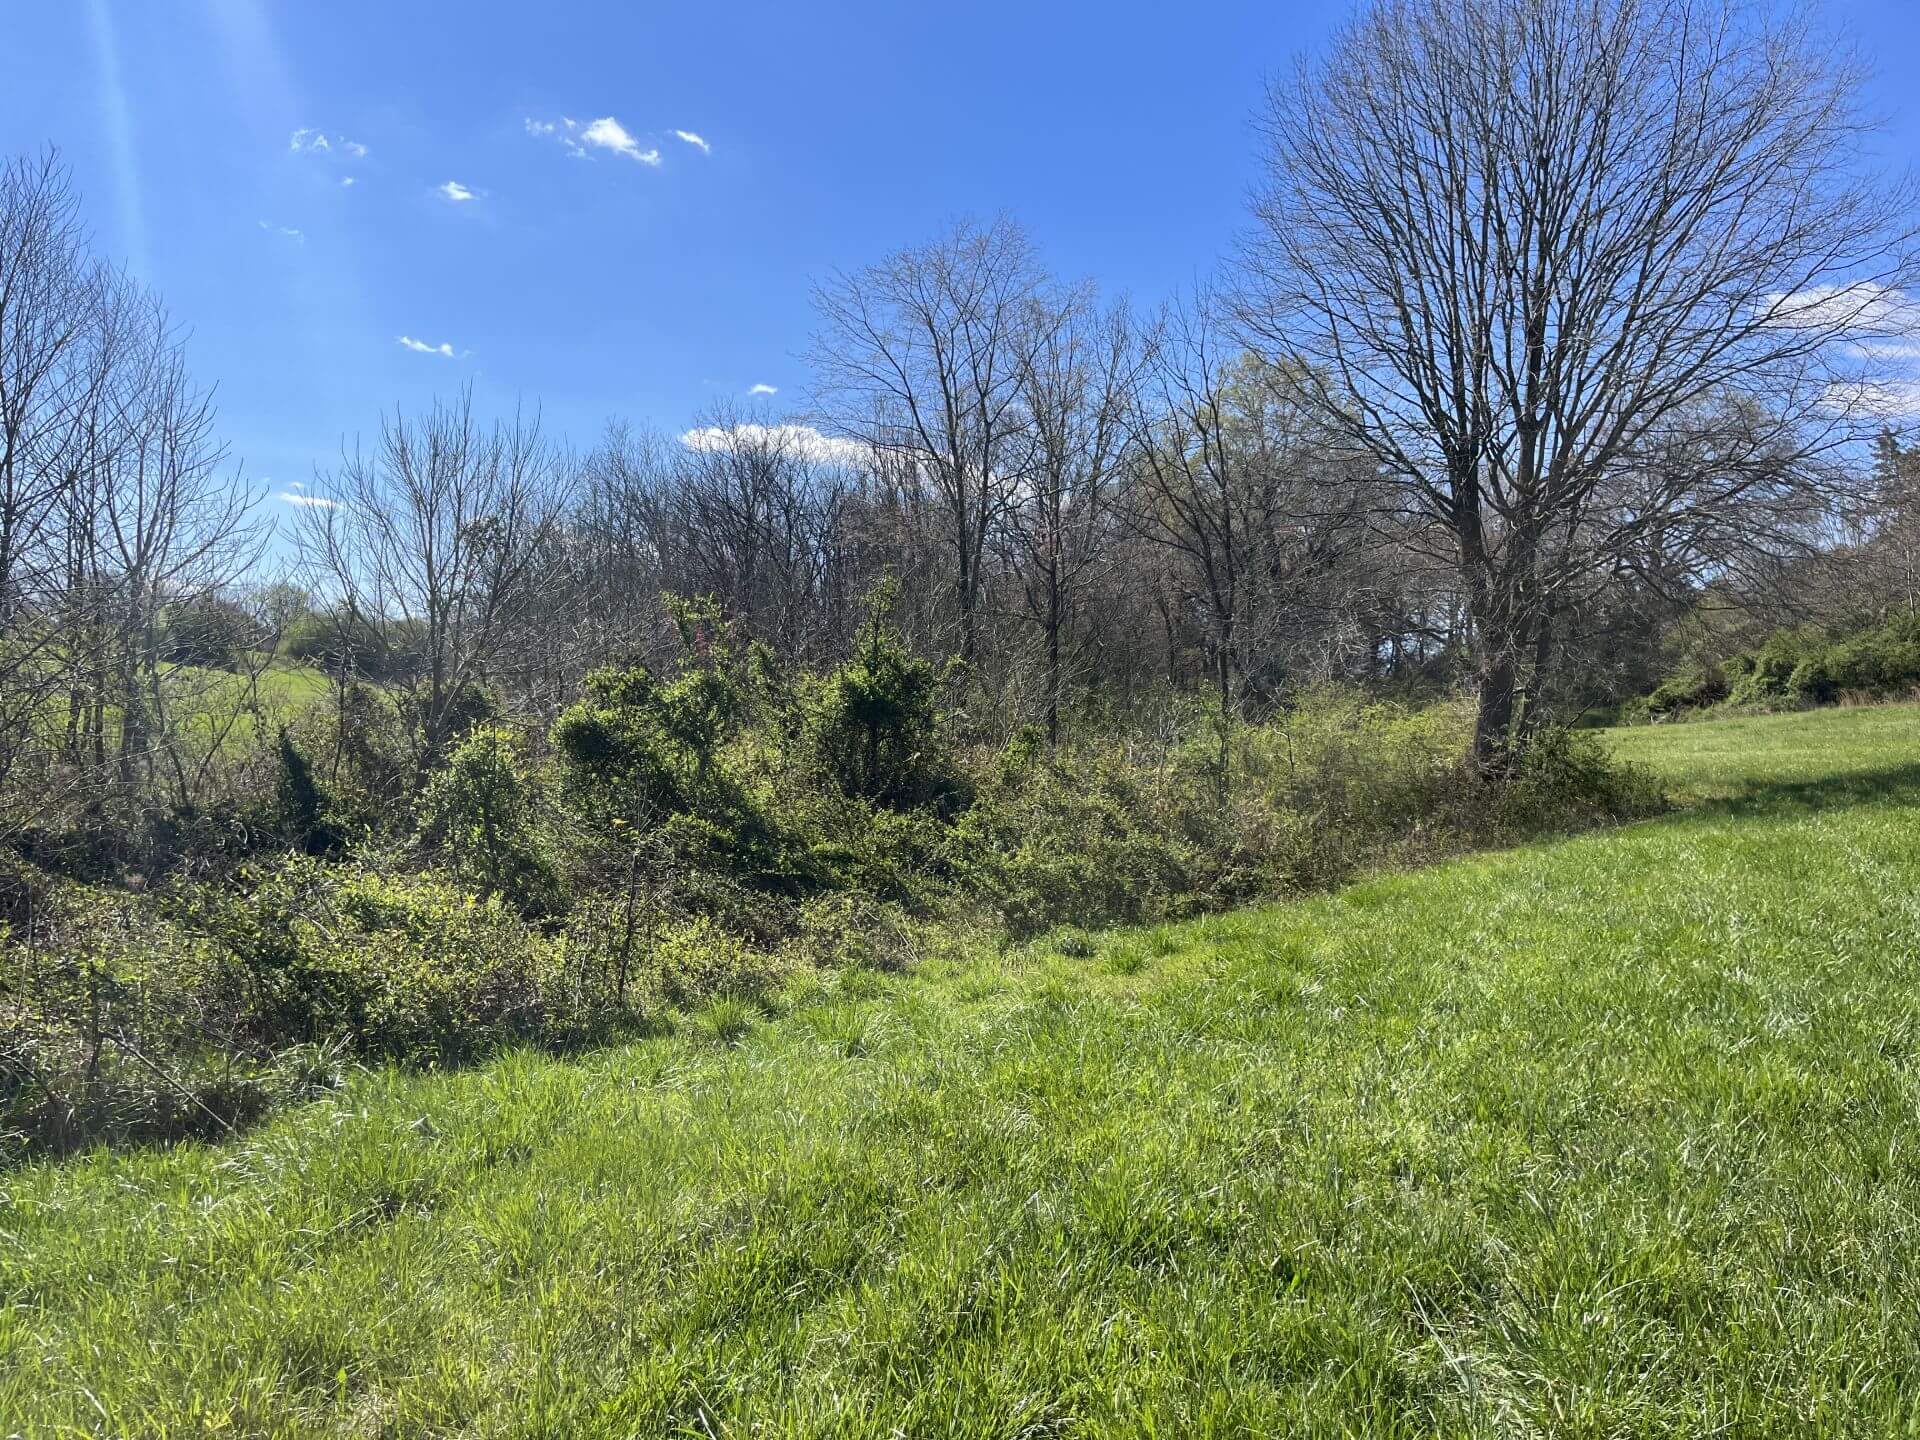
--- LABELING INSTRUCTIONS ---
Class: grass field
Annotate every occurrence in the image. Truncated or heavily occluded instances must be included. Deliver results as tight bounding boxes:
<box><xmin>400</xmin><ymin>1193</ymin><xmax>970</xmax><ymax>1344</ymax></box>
<box><xmin>4</xmin><ymin>705</ymin><xmax>1919</xmax><ymax>1436</ymax></box>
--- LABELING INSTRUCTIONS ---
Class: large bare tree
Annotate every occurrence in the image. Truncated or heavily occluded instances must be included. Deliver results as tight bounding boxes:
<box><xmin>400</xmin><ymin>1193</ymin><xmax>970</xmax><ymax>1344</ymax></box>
<box><xmin>1242</xmin><ymin>0</ymin><xmax>1918</xmax><ymax>767</ymax></box>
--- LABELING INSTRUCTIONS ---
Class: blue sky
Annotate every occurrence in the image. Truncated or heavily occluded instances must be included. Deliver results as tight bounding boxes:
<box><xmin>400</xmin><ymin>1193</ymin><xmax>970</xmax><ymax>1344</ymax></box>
<box><xmin>6</xmin><ymin>1</ymin><xmax>1920</xmax><ymax>510</ymax></box>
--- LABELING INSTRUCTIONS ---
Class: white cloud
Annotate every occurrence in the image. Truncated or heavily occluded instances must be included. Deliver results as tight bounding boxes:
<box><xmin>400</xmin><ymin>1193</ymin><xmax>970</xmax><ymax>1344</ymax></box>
<box><xmin>291</xmin><ymin>128</ymin><xmax>368</xmax><ymax>160</ymax></box>
<box><xmin>525</xmin><ymin>116</ymin><xmax>586</xmax><ymax>157</ymax></box>
<box><xmin>438</xmin><ymin>180</ymin><xmax>477</xmax><ymax>203</ymax></box>
<box><xmin>398</xmin><ymin>335</ymin><xmax>458</xmax><ymax>358</ymax></box>
<box><xmin>681</xmin><ymin>423</ymin><xmax>867</xmax><ymax>466</ymax></box>
<box><xmin>257</xmin><ymin>220</ymin><xmax>304</xmax><ymax>242</ymax></box>
<box><xmin>581</xmin><ymin>116</ymin><xmax>661</xmax><ymax>165</ymax></box>
<box><xmin>747</xmin><ymin>383</ymin><xmax>778</xmax><ymax>396</ymax></box>
<box><xmin>340</xmin><ymin>176</ymin><xmax>356</xmax><ymax>188</ymax></box>
<box><xmin>1827</xmin><ymin>377</ymin><xmax>1920</xmax><ymax>420</ymax></box>
<box><xmin>278</xmin><ymin>490</ymin><xmax>338</xmax><ymax>508</ymax></box>
<box><xmin>1762</xmin><ymin>282</ymin><xmax>1920</xmax><ymax>335</ymax></box>
<box><xmin>527</xmin><ymin>113</ymin><xmax>668</xmax><ymax>165</ymax></box>
<box><xmin>672</xmin><ymin>130</ymin><xmax>711</xmax><ymax>154</ymax></box>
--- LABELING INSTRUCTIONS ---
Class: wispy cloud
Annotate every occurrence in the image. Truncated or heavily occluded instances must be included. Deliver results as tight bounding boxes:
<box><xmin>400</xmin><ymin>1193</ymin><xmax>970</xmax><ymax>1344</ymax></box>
<box><xmin>672</xmin><ymin>129</ymin><xmax>711</xmax><ymax>154</ymax></box>
<box><xmin>682</xmin><ymin>423</ymin><xmax>866</xmax><ymax>466</ymax></box>
<box><xmin>1762</xmin><ymin>282</ymin><xmax>1920</xmax><ymax>335</ymax></box>
<box><xmin>527</xmin><ymin>113</ymin><xmax>670</xmax><ymax>166</ymax></box>
<box><xmin>525</xmin><ymin>116</ymin><xmax>587</xmax><ymax>158</ymax></box>
<box><xmin>398</xmin><ymin>335</ymin><xmax>459</xmax><ymax>358</ymax></box>
<box><xmin>257</xmin><ymin>219</ymin><xmax>304</xmax><ymax>242</ymax></box>
<box><xmin>581</xmin><ymin>117</ymin><xmax>660</xmax><ymax>165</ymax></box>
<box><xmin>340</xmin><ymin>176</ymin><xmax>356</xmax><ymax>188</ymax></box>
<box><xmin>747</xmin><ymin>383</ymin><xmax>778</xmax><ymax>396</ymax></box>
<box><xmin>278</xmin><ymin>490</ymin><xmax>338</xmax><ymax>508</ymax></box>
<box><xmin>290</xmin><ymin>127</ymin><xmax>368</xmax><ymax>159</ymax></box>
<box><xmin>438</xmin><ymin>180</ymin><xmax>477</xmax><ymax>203</ymax></box>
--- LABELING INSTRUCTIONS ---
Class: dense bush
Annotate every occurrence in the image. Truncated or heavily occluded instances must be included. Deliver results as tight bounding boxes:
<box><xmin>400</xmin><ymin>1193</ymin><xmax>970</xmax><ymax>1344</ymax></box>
<box><xmin>5</xmin><ymin>619</ymin><xmax>1666</xmax><ymax>1159</ymax></box>
<box><xmin>1628</xmin><ymin>615</ymin><xmax>1920</xmax><ymax>721</ymax></box>
<box><xmin>1639</xmin><ymin>662</ymin><xmax>1731</xmax><ymax>719</ymax></box>
<box><xmin>419</xmin><ymin>724</ymin><xmax>556</xmax><ymax>909</ymax></box>
<box><xmin>803</xmin><ymin>588</ymin><xmax>959</xmax><ymax>812</ymax></box>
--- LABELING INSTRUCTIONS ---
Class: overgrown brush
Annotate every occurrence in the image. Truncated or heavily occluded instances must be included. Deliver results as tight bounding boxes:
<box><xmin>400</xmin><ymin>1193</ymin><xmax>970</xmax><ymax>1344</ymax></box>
<box><xmin>1627</xmin><ymin>613</ymin><xmax>1920</xmax><ymax>722</ymax></box>
<box><xmin>2</xmin><ymin>597</ymin><xmax>1662</xmax><ymax>1160</ymax></box>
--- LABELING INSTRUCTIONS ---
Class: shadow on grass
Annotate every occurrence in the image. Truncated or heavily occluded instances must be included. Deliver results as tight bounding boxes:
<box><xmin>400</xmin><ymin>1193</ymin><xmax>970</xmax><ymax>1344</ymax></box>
<box><xmin>1667</xmin><ymin>760</ymin><xmax>1920</xmax><ymax>822</ymax></box>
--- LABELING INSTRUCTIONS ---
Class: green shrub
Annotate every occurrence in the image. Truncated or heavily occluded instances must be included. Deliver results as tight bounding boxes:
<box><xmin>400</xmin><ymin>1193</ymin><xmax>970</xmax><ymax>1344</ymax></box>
<box><xmin>649</xmin><ymin>915</ymin><xmax>785</xmax><ymax>1007</ymax></box>
<box><xmin>269</xmin><ymin>729</ymin><xmax>341</xmax><ymax>856</ymax></box>
<box><xmin>1787</xmin><ymin>652</ymin><xmax>1840</xmax><ymax>706</ymax></box>
<box><xmin>551</xmin><ymin>621</ymin><xmax>802</xmax><ymax>891</ymax></box>
<box><xmin>1493</xmin><ymin>726</ymin><xmax>1665</xmax><ymax>832</ymax></box>
<box><xmin>804</xmin><ymin>582</ymin><xmax>958</xmax><ymax>811</ymax></box>
<box><xmin>1643</xmin><ymin>662</ymin><xmax>1729</xmax><ymax>717</ymax></box>
<box><xmin>785</xmin><ymin>892</ymin><xmax>924</xmax><ymax>972</ymax></box>
<box><xmin>419</xmin><ymin>725</ymin><xmax>556</xmax><ymax>911</ymax></box>
<box><xmin>166</xmin><ymin>859</ymin><xmax>569</xmax><ymax>1066</ymax></box>
<box><xmin>950</xmin><ymin>747</ymin><xmax>1206</xmax><ymax>937</ymax></box>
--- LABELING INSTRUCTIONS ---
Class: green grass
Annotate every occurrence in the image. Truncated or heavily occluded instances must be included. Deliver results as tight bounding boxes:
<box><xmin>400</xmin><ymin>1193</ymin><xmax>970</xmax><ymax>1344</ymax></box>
<box><xmin>5</xmin><ymin>705</ymin><xmax>1920</xmax><ymax>1435</ymax></box>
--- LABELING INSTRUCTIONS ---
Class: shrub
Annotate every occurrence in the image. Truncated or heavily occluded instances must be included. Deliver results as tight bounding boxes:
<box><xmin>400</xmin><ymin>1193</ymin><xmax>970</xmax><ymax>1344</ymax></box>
<box><xmin>285</xmin><ymin>681</ymin><xmax>410</xmax><ymax>840</ymax></box>
<box><xmin>168</xmin><ymin>859</ymin><xmax>559</xmax><ymax>1065</ymax></box>
<box><xmin>1787</xmin><ymin>652</ymin><xmax>1840</xmax><ymax>706</ymax></box>
<box><xmin>804</xmin><ymin>582</ymin><xmax>957</xmax><ymax>811</ymax></box>
<box><xmin>1643</xmin><ymin>662</ymin><xmax>1729</xmax><ymax>718</ymax></box>
<box><xmin>552</xmin><ymin>626</ymin><xmax>801</xmax><ymax>890</ymax></box>
<box><xmin>649</xmin><ymin>915</ymin><xmax>785</xmax><ymax>1006</ymax></box>
<box><xmin>1493</xmin><ymin>726</ymin><xmax>1665</xmax><ymax>832</ymax></box>
<box><xmin>784</xmin><ymin>892</ymin><xmax>924</xmax><ymax>972</ymax></box>
<box><xmin>950</xmin><ymin>747</ymin><xmax>1207</xmax><ymax>937</ymax></box>
<box><xmin>418</xmin><ymin>724</ymin><xmax>556</xmax><ymax>911</ymax></box>
<box><xmin>268</xmin><ymin>729</ymin><xmax>341</xmax><ymax>856</ymax></box>
<box><xmin>1725</xmin><ymin>626</ymin><xmax>1825</xmax><ymax>708</ymax></box>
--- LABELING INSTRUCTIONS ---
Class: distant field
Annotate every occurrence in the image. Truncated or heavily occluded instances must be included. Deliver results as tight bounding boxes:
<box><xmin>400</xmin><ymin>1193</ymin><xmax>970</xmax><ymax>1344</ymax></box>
<box><xmin>4</xmin><ymin>705</ymin><xmax>1919</xmax><ymax>1435</ymax></box>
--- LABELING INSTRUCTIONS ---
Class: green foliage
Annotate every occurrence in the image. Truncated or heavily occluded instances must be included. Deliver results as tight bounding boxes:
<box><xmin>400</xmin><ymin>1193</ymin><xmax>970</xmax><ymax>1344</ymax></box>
<box><xmin>1637</xmin><ymin>615</ymin><xmax>1920</xmax><ymax>718</ymax></box>
<box><xmin>692</xmin><ymin>992</ymin><xmax>758</xmax><ymax>1047</ymax></box>
<box><xmin>281</xmin><ymin>606</ymin><xmax>389</xmax><ymax>676</ymax></box>
<box><xmin>10</xmin><ymin>705</ymin><xmax>1920</xmax><ymax>1432</ymax></box>
<box><xmin>551</xmin><ymin>611</ymin><xmax>803</xmax><ymax>893</ymax></box>
<box><xmin>1493</xmin><ymin>724</ymin><xmax>1666</xmax><ymax>831</ymax></box>
<box><xmin>283</xmin><ymin>680</ymin><xmax>410</xmax><ymax>840</ymax></box>
<box><xmin>418</xmin><ymin>724</ymin><xmax>556</xmax><ymax>910</ymax></box>
<box><xmin>650</xmin><ymin>914</ymin><xmax>785</xmax><ymax>1006</ymax></box>
<box><xmin>1639</xmin><ymin>660</ymin><xmax>1731</xmax><ymax>719</ymax></box>
<box><xmin>9</xmin><ymin>615</ymin><xmax>1665</xmax><ymax>1158</ymax></box>
<box><xmin>268</xmin><ymin>729</ymin><xmax>339</xmax><ymax>856</ymax></box>
<box><xmin>803</xmin><ymin>581</ymin><xmax>955</xmax><ymax>810</ymax></box>
<box><xmin>168</xmin><ymin>859</ymin><xmax>559</xmax><ymax>1065</ymax></box>
<box><xmin>158</xmin><ymin>595</ymin><xmax>257</xmax><ymax>670</ymax></box>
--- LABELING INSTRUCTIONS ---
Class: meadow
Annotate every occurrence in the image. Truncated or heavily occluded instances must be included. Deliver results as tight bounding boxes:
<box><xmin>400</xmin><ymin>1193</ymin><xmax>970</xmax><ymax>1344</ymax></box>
<box><xmin>3</xmin><ymin>704</ymin><xmax>1918</xmax><ymax>1436</ymax></box>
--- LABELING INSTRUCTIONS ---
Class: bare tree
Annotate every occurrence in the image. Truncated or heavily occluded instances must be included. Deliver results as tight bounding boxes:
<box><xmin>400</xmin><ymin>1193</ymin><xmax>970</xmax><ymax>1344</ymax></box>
<box><xmin>1242</xmin><ymin>0</ymin><xmax>1918</xmax><ymax>768</ymax></box>
<box><xmin>1127</xmin><ymin>297</ymin><xmax>1368</xmax><ymax>715</ymax></box>
<box><xmin>298</xmin><ymin>391</ymin><xmax>568</xmax><ymax>768</ymax></box>
<box><xmin>809</xmin><ymin>217</ymin><xmax>1049</xmax><ymax>675</ymax></box>
<box><xmin>1003</xmin><ymin>290</ymin><xmax>1142</xmax><ymax>745</ymax></box>
<box><xmin>0</xmin><ymin>153</ymin><xmax>263</xmax><ymax>837</ymax></box>
<box><xmin>671</xmin><ymin>407</ymin><xmax>862</xmax><ymax>660</ymax></box>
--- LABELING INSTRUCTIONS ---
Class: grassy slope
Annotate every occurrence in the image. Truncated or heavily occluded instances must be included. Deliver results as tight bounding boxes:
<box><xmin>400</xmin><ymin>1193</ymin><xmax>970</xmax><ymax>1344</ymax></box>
<box><xmin>4</xmin><ymin>707</ymin><xmax>1919</xmax><ymax>1437</ymax></box>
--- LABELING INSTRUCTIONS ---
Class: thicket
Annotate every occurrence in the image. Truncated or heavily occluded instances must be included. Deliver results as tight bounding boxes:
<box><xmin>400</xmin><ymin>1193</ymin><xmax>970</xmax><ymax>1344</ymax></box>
<box><xmin>0</xmin><ymin>588</ymin><xmax>1662</xmax><ymax>1160</ymax></box>
<box><xmin>1627</xmin><ymin>613</ymin><xmax>1920</xmax><ymax>722</ymax></box>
